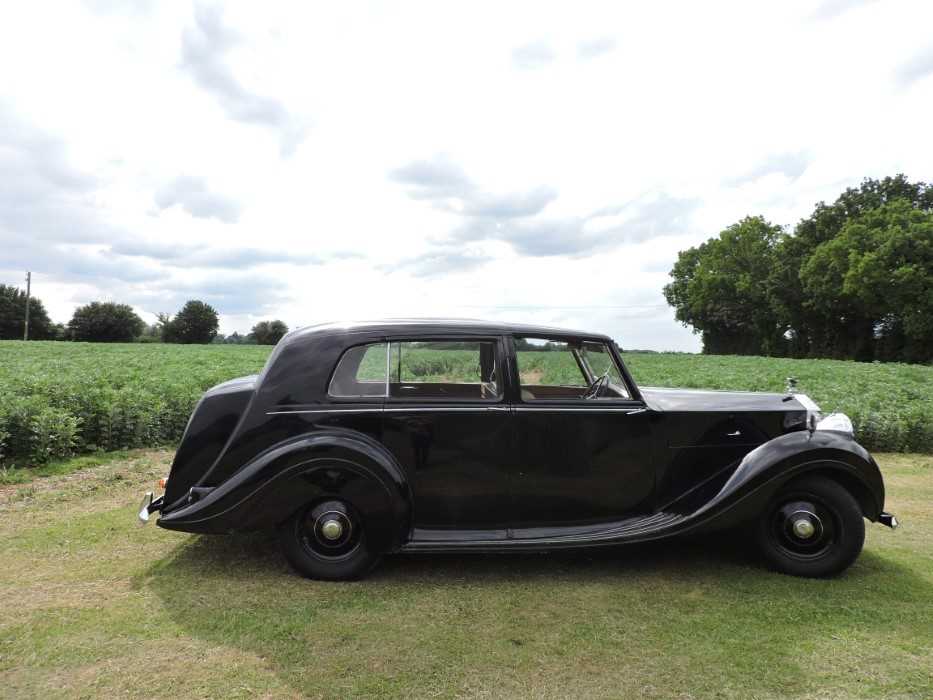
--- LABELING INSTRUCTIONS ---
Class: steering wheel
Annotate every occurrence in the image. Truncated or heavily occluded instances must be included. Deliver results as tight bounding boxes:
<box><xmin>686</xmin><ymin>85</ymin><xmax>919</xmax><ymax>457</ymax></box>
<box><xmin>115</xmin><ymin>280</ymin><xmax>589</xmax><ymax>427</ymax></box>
<box><xmin>583</xmin><ymin>372</ymin><xmax>610</xmax><ymax>400</ymax></box>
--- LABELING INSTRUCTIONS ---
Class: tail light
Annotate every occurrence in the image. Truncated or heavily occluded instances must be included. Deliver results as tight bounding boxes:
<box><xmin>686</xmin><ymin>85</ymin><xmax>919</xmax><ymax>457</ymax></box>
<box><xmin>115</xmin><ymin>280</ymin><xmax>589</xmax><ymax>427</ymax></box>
<box><xmin>158</xmin><ymin>477</ymin><xmax>168</xmax><ymax>490</ymax></box>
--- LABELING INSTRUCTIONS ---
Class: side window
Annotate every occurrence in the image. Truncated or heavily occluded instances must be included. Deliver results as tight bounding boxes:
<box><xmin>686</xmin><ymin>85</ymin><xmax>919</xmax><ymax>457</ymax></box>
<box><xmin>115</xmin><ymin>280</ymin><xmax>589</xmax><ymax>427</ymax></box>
<box><xmin>580</xmin><ymin>341</ymin><xmax>630</xmax><ymax>399</ymax></box>
<box><xmin>388</xmin><ymin>341</ymin><xmax>501</xmax><ymax>400</ymax></box>
<box><xmin>514</xmin><ymin>338</ymin><xmax>587</xmax><ymax>400</ymax></box>
<box><xmin>328</xmin><ymin>342</ymin><xmax>388</xmax><ymax>398</ymax></box>
<box><xmin>515</xmin><ymin>337</ymin><xmax>629</xmax><ymax>400</ymax></box>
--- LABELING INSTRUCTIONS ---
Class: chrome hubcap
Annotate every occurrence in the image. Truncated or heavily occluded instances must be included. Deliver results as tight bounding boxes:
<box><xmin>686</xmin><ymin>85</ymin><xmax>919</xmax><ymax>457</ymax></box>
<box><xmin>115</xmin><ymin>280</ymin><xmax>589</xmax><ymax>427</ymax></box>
<box><xmin>770</xmin><ymin>499</ymin><xmax>835</xmax><ymax>560</ymax></box>
<box><xmin>792</xmin><ymin>517</ymin><xmax>816</xmax><ymax>539</ymax></box>
<box><xmin>320</xmin><ymin>518</ymin><xmax>344</xmax><ymax>540</ymax></box>
<box><xmin>300</xmin><ymin>503</ymin><xmax>360</xmax><ymax>559</ymax></box>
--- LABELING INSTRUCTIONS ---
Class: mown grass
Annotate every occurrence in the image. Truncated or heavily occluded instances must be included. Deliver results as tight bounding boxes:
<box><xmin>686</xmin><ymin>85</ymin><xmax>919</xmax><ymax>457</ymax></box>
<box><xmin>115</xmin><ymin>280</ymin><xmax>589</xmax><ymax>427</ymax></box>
<box><xmin>0</xmin><ymin>451</ymin><xmax>929</xmax><ymax>698</ymax></box>
<box><xmin>1</xmin><ymin>341</ymin><xmax>931</xmax><ymax>470</ymax></box>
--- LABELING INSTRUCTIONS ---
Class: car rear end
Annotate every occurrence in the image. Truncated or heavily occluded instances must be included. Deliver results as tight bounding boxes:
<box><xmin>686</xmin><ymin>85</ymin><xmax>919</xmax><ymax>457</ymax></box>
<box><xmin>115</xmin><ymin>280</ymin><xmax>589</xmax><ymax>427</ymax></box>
<box><xmin>138</xmin><ymin>373</ymin><xmax>259</xmax><ymax>526</ymax></box>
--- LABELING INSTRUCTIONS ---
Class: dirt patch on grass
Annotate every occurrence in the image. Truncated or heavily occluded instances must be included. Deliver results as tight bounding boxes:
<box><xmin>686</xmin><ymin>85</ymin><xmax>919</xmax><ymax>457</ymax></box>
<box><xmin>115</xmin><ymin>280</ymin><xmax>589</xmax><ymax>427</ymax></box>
<box><xmin>0</xmin><ymin>450</ymin><xmax>171</xmax><ymax>526</ymax></box>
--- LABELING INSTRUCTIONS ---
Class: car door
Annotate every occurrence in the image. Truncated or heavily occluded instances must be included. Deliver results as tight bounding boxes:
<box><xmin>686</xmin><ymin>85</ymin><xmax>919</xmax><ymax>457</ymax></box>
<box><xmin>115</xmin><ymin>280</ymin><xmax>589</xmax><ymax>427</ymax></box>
<box><xmin>380</xmin><ymin>336</ymin><xmax>513</xmax><ymax>539</ymax></box>
<box><xmin>507</xmin><ymin>336</ymin><xmax>654</xmax><ymax>533</ymax></box>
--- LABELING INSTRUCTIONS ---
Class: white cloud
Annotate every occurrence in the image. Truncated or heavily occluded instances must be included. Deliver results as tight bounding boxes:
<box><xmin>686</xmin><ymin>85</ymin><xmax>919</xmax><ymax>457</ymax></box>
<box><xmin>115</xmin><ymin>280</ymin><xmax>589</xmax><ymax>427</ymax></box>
<box><xmin>0</xmin><ymin>1</ymin><xmax>932</xmax><ymax>352</ymax></box>
<box><xmin>154</xmin><ymin>175</ymin><xmax>242</xmax><ymax>223</ymax></box>
<box><xmin>512</xmin><ymin>40</ymin><xmax>557</xmax><ymax>70</ymax></box>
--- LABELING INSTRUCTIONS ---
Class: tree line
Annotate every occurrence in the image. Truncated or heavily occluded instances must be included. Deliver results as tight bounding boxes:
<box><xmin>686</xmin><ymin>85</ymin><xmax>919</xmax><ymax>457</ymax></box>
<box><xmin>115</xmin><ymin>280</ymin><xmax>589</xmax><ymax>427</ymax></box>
<box><xmin>0</xmin><ymin>291</ymin><xmax>289</xmax><ymax>345</ymax></box>
<box><xmin>664</xmin><ymin>175</ymin><xmax>933</xmax><ymax>363</ymax></box>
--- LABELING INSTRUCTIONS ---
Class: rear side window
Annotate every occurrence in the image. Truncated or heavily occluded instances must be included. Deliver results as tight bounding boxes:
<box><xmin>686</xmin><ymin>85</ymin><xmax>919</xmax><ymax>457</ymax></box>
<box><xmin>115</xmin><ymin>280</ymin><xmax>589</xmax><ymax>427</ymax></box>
<box><xmin>389</xmin><ymin>341</ymin><xmax>500</xmax><ymax>400</ymax></box>
<box><xmin>328</xmin><ymin>343</ymin><xmax>388</xmax><ymax>398</ymax></box>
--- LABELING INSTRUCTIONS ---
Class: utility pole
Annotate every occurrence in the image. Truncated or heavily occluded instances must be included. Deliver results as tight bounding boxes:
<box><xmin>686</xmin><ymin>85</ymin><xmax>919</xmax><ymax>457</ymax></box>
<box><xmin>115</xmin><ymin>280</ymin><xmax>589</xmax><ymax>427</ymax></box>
<box><xmin>23</xmin><ymin>271</ymin><xmax>31</xmax><ymax>341</ymax></box>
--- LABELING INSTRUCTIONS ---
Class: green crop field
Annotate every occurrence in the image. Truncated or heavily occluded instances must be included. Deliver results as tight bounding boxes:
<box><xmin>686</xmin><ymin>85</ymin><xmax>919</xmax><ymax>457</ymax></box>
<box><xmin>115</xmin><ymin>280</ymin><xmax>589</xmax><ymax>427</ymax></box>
<box><xmin>0</xmin><ymin>340</ymin><xmax>931</xmax><ymax>472</ymax></box>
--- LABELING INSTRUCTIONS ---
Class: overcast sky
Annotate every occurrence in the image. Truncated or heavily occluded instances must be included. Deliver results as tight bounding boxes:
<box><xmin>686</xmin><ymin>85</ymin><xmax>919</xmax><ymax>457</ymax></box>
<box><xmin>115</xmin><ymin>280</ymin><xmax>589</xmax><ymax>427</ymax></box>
<box><xmin>2</xmin><ymin>1</ymin><xmax>932</xmax><ymax>351</ymax></box>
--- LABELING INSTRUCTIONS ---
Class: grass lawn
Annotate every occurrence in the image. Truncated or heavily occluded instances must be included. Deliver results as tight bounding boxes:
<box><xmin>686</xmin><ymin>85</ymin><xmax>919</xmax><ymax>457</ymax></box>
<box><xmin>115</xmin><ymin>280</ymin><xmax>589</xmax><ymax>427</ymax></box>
<box><xmin>0</xmin><ymin>451</ymin><xmax>930</xmax><ymax>698</ymax></box>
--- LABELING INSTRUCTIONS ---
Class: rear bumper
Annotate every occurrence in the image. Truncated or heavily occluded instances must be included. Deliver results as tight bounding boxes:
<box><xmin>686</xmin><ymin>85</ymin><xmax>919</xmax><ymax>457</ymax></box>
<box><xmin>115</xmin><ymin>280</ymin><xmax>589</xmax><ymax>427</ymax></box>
<box><xmin>878</xmin><ymin>511</ymin><xmax>899</xmax><ymax>529</ymax></box>
<box><xmin>136</xmin><ymin>492</ymin><xmax>164</xmax><ymax>525</ymax></box>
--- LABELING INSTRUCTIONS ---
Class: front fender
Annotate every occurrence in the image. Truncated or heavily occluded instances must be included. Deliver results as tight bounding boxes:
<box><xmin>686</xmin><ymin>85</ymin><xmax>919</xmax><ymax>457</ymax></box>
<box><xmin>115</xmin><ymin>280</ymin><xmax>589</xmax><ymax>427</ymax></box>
<box><xmin>690</xmin><ymin>430</ymin><xmax>885</xmax><ymax>533</ymax></box>
<box><xmin>158</xmin><ymin>429</ymin><xmax>412</xmax><ymax>553</ymax></box>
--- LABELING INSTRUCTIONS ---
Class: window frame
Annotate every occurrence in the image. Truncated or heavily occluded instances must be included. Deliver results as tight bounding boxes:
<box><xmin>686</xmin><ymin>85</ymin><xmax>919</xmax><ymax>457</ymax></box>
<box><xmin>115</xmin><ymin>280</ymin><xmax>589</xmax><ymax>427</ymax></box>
<box><xmin>384</xmin><ymin>335</ymin><xmax>508</xmax><ymax>405</ymax></box>
<box><xmin>510</xmin><ymin>334</ymin><xmax>640</xmax><ymax>405</ymax></box>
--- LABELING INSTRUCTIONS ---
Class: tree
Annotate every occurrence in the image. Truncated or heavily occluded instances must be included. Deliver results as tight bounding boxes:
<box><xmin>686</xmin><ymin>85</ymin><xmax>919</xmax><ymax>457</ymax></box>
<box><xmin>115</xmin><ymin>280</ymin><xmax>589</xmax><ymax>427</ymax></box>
<box><xmin>68</xmin><ymin>301</ymin><xmax>144</xmax><ymax>342</ymax></box>
<box><xmin>162</xmin><ymin>300</ymin><xmax>219</xmax><ymax>344</ymax></box>
<box><xmin>770</xmin><ymin>175</ymin><xmax>933</xmax><ymax>359</ymax></box>
<box><xmin>249</xmin><ymin>320</ymin><xmax>289</xmax><ymax>345</ymax></box>
<box><xmin>664</xmin><ymin>217</ymin><xmax>785</xmax><ymax>355</ymax></box>
<box><xmin>800</xmin><ymin>200</ymin><xmax>933</xmax><ymax>363</ymax></box>
<box><xmin>0</xmin><ymin>284</ymin><xmax>55</xmax><ymax>340</ymax></box>
<box><xmin>665</xmin><ymin>175</ymin><xmax>933</xmax><ymax>362</ymax></box>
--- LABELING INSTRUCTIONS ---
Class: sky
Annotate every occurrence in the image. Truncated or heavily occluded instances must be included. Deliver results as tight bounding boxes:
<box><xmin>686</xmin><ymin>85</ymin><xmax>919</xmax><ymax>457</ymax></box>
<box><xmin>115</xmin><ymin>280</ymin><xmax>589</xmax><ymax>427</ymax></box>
<box><xmin>1</xmin><ymin>0</ymin><xmax>932</xmax><ymax>351</ymax></box>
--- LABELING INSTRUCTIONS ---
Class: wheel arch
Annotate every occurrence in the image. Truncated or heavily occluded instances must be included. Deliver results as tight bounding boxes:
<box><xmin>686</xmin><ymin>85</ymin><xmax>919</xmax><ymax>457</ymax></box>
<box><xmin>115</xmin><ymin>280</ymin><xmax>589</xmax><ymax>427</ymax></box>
<box><xmin>794</xmin><ymin>464</ymin><xmax>881</xmax><ymax>523</ymax></box>
<box><xmin>690</xmin><ymin>430</ymin><xmax>885</xmax><ymax>533</ymax></box>
<box><xmin>158</xmin><ymin>430</ymin><xmax>413</xmax><ymax>552</ymax></box>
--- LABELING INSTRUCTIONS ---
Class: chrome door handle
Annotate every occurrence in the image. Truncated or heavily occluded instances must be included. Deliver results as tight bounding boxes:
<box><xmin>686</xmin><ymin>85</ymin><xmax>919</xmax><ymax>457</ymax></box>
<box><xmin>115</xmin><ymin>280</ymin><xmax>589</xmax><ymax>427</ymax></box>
<box><xmin>486</xmin><ymin>405</ymin><xmax>510</xmax><ymax>412</ymax></box>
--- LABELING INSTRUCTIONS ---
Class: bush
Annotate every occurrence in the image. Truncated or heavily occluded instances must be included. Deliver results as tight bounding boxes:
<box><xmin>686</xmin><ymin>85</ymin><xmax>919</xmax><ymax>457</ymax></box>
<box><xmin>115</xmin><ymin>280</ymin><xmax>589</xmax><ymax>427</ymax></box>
<box><xmin>162</xmin><ymin>300</ymin><xmax>219</xmax><ymax>344</ymax></box>
<box><xmin>68</xmin><ymin>302</ymin><xmax>145</xmax><ymax>342</ymax></box>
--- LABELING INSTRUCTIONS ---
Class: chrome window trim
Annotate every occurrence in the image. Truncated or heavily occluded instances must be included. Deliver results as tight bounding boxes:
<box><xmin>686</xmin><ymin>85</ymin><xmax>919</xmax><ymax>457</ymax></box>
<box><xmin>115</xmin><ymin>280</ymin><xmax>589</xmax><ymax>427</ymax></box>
<box><xmin>267</xmin><ymin>408</ymin><xmax>384</xmax><ymax>415</ymax></box>
<box><xmin>385</xmin><ymin>340</ymin><xmax>391</xmax><ymax>398</ymax></box>
<box><xmin>267</xmin><ymin>405</ymin><xmax>645</xmax><ymax>416</ymax></box>
<box><xmin>512</xmin><ymin>406</ymin><xmax>644</xmax><ymax>413</ymax></box>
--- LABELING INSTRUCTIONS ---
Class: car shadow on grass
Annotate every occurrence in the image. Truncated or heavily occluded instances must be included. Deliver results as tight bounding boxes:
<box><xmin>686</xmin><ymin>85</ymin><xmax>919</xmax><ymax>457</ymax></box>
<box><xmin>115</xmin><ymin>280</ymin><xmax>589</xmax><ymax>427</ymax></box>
<box><xmin>139</xmin><ymin>530</ymin><xmax>930</xmax><ymax>697</ymax></box>
<box><xmin>142</xmin><ymin>529</ymin><xmax>765</xmax><ymax>584</ymax></box>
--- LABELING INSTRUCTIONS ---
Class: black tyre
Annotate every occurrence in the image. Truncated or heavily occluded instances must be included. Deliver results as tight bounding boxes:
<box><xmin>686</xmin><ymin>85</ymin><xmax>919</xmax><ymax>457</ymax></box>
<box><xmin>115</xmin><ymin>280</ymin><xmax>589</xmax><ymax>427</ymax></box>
<box><xmin>756</xmin><ymin>475</ymin><xmax>865</xmax><ymax>578</ymax></box>
<box><xmin>279</xmin><ymin>499</ymin><xmax>381</xmax><ymax>581</ymax></box>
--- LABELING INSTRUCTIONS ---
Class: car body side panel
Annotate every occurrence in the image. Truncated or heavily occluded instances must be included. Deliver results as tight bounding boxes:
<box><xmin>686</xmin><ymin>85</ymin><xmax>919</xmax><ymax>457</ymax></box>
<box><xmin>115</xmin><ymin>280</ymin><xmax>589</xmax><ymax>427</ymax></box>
<box><xmin>653</xmin><ymin>408</ymin><xmax>807</xmax><ymax>508</ymax></box>
<box><xmin>402</xmin><ymin>430</ymin><xmax>885</xmax><ymax>551</ymax></box>
<box><xmin>509</xmin><ymin>407</ymin><xmax>655</xmax><ymax>529</ymax></box>
<box><xmin>382</xmin><ymin>405</ymin><xmax>514</xmax><ymax>532</ymax></box>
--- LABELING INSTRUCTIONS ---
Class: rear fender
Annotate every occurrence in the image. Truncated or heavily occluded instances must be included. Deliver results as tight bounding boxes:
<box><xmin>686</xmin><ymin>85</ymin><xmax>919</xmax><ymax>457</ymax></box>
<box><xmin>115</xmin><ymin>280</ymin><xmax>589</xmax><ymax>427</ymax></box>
<box><xmin>690</xmin><ymin>430</ymin><xmax>885</xmax><ymax>533</ymax></box>
<box><xmin>158</xmin><ymin>430</ymin><xmax>412</xmax><ymax>552</ymax></box>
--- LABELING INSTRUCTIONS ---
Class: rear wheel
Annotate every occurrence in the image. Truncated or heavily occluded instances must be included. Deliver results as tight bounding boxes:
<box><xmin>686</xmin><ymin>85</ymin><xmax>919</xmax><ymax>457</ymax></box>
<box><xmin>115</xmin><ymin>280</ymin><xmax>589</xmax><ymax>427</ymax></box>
<box><xmin>279</xmin><ymin>499</ymin><xmax>381</xmax><ymax>580</ymax></box>
<box><xmin>756</xmin><ymin>475</ymin><xmax>864</xmax><ymax>578</ymax></box>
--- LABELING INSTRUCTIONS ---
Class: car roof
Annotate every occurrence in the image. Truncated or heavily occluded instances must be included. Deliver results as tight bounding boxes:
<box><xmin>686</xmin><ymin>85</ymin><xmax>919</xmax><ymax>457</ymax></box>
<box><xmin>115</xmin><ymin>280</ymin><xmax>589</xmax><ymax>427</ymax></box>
<box><xmin>286</xmin><ymin>318</ymin><xmax>612</xmax><ymax>342</ymax></box>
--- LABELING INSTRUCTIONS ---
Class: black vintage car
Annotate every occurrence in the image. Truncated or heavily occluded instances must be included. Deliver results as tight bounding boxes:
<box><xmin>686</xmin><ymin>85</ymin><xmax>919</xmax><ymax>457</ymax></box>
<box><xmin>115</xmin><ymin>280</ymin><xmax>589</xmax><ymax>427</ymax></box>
<box><xmin>139</xmin><ymin>319</ymin><xmax>897</xmax><ymax>580</ymax></box>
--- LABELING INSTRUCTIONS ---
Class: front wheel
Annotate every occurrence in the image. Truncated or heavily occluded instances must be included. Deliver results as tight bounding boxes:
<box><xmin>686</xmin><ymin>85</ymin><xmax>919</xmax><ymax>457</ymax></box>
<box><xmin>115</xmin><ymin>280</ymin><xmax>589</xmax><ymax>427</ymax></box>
<box><xmin>756</xmin><ymin>475</ymin><xmax>865</xmax><ymax>578</ymax></box>
<box><xmin>279</xmin><ymin>499</ymin><xmax>381</xmax><ymax>581</ymax></box>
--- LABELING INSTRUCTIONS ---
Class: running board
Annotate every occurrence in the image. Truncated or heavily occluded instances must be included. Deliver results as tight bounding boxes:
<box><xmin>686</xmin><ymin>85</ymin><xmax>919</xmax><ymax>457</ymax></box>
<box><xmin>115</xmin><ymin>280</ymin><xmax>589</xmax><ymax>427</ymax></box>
<box><xmin>401</xmin><ymin>511</ymin><xmax>686</xmax><ymax>553</ymax></box>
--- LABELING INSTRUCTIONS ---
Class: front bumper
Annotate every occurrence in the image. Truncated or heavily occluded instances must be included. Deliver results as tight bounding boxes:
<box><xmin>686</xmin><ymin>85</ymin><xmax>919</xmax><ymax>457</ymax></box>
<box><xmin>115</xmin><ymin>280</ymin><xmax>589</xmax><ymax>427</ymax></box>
<box><xmin>137</xmin><ymin>491</ymin><xmax>164</xmax><ymax>526</ymax></box>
